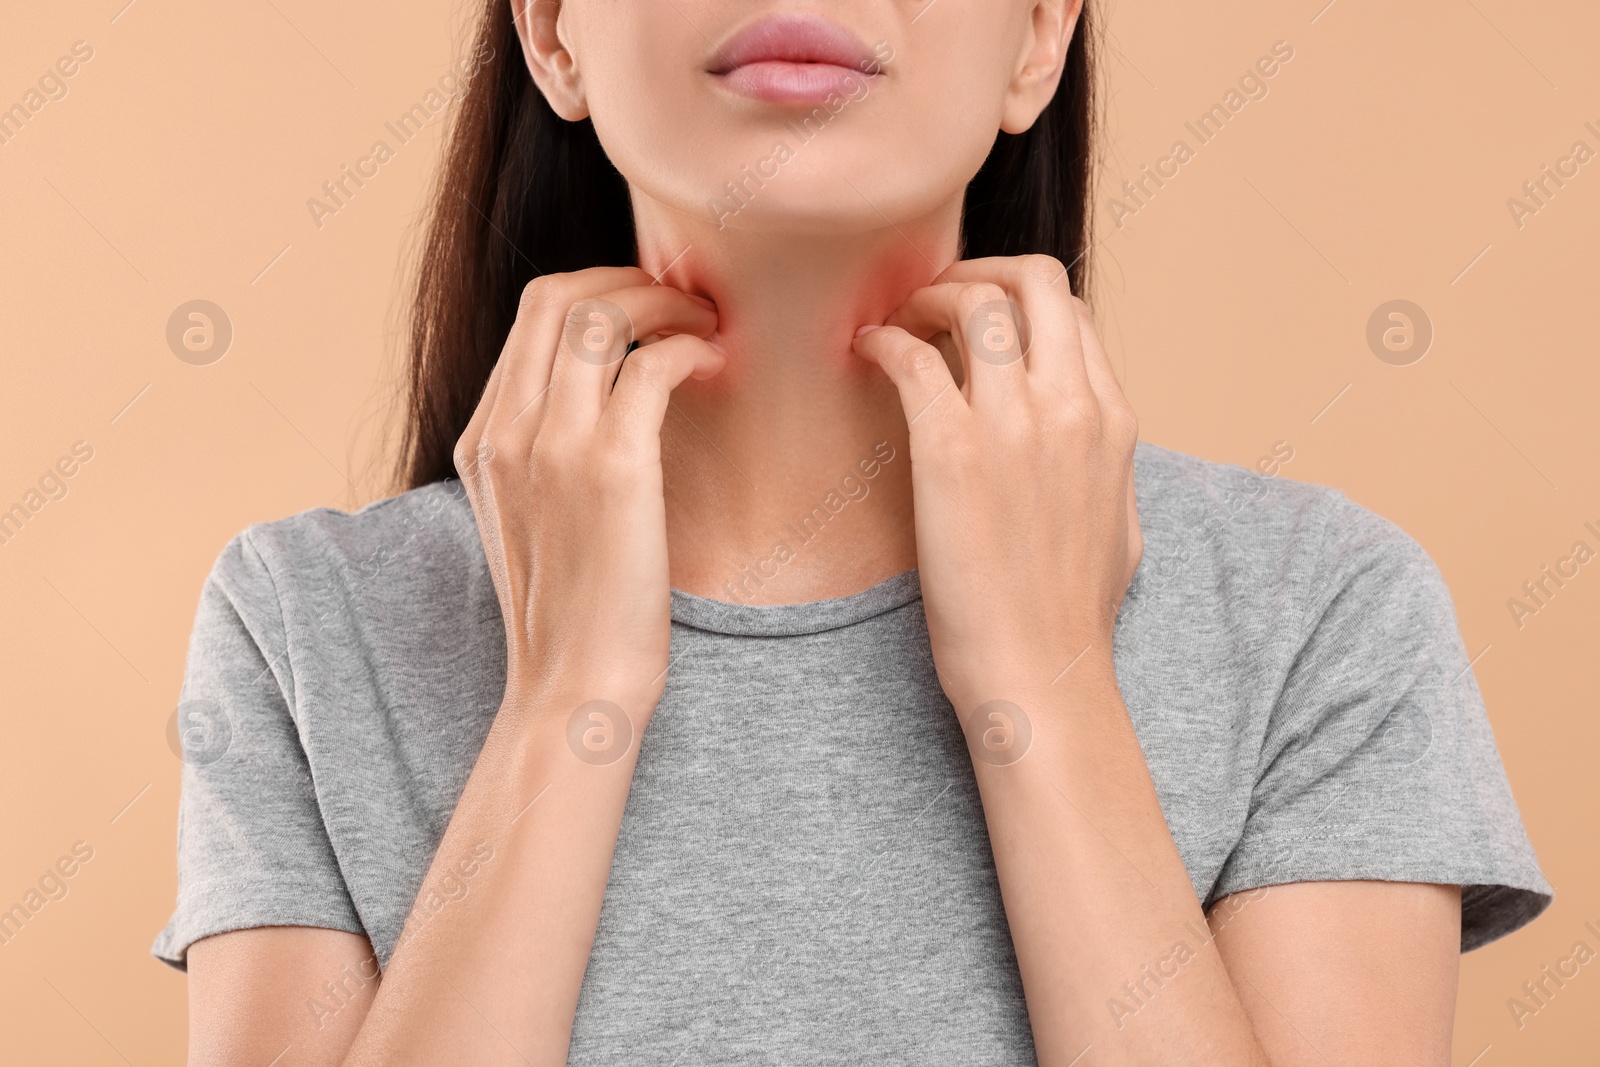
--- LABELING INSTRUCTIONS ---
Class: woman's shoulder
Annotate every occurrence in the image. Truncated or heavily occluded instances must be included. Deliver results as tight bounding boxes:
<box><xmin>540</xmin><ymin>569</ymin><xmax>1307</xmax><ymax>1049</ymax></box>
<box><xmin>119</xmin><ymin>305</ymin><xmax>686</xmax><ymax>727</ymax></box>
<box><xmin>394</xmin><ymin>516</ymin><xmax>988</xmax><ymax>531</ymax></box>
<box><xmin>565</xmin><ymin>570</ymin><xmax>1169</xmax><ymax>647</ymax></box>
<box><xmin>1132</xmin><ymin>439</ymin><xmax>1435</xmax><ymax>589</ymax></box>
<box><xmin>1134</xmin><ymin>438</ymin><xmax>1394</xmax><ymax>537</ymax></box>
<box><xmin>201</xmin><ymin>480</ymin><xmax>489</xmax><ymax>639</ymax></box>
<box><xmin>218</xmin><ymin>479</ymin><xmax>475</xmax><ymax>571</ymax></box>
<box><xmin>1135</xmin><ymin>443</ymin><xmax>1552</xmax><ymax>945</ymax></box>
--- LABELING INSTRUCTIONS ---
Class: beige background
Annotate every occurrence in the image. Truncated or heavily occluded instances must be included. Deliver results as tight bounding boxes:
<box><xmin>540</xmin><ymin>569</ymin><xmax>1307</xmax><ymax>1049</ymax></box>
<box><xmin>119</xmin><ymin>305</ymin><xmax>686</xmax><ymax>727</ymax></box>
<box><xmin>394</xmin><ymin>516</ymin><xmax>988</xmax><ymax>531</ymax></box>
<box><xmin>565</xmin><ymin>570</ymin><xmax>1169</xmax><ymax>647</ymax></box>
<box><xmin>2</xmin><ymin>0</ymin><xmax>1596</xmax><ymax>1062</ymax></box>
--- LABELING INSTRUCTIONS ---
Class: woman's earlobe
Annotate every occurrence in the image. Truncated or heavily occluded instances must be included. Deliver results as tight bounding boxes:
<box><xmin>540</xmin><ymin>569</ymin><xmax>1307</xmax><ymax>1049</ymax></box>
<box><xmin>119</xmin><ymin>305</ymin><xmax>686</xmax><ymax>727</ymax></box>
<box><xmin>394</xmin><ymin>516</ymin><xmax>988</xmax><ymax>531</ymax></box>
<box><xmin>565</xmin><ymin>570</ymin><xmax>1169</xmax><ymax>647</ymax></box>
<box><xmin>538</xmin><ymin>60</ymin><xmax>590</xmax><ymax>122</ymax></box>
<box><xmin>511</xmin><ymin>0</ymin><xmax>589</xmax><ymax>120</ymax></box>
<box><xmin>1000</xmin><ymin>0</ymin><xmax>1077</xmax><ymax>135</ymax></box>
<box><xmin>999</xmin><ymin>65</ymin><xmax>1065</xmax><ymax>135</ymax></box>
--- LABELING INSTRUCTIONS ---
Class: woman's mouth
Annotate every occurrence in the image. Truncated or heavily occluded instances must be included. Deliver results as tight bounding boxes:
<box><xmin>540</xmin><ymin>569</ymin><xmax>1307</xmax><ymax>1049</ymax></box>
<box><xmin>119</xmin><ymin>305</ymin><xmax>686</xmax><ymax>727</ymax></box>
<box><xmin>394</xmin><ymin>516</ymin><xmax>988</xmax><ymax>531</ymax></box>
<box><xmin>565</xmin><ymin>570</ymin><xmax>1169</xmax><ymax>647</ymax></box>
<box><xmin>708</xmin><ymin>13</ymin><xmax>883</xmax><ymax>106</ymax></box>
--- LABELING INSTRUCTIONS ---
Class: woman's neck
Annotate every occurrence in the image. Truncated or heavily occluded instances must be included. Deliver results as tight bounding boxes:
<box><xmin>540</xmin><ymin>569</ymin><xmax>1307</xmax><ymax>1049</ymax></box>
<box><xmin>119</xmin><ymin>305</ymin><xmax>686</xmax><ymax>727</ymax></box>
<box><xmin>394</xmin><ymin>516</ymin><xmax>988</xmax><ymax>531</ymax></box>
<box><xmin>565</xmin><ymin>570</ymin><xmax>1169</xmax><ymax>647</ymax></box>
<box><xmin>631</xmin><ymin>192</ymin><xmax>962</xmax><ymax>605</ymax></box>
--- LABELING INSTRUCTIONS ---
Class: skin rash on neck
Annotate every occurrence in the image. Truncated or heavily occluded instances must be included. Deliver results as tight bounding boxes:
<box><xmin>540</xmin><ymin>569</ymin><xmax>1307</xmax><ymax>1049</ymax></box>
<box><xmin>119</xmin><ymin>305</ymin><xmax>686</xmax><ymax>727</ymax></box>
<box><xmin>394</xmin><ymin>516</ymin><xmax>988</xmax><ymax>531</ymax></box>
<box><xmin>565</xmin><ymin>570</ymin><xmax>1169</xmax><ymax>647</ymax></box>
<box><xmin>632</xmin><ymin>193</ymin><xmax>963</xmax><ymax>605</ymax></box>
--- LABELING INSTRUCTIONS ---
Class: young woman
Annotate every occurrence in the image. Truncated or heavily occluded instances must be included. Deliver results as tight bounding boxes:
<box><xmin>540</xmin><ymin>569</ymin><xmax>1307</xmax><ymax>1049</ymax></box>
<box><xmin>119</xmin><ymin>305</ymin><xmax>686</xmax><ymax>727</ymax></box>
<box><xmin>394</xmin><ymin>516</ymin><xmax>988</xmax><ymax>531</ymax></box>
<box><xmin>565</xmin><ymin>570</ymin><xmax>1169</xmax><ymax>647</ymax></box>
<box><xmin>154</xmin><ymin>1</ymin><xmax>1549</xmax><ymax>1064</ymax></box>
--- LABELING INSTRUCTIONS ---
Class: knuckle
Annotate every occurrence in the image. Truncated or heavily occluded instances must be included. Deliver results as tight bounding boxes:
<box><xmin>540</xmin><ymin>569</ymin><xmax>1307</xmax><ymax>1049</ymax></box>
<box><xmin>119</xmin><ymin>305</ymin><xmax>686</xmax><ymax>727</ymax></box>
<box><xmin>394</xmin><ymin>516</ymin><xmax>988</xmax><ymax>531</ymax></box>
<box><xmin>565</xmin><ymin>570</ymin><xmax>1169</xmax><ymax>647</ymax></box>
<box><xmin>519</xmin><ymin>275</ymin><xmax>567</xmax><ymax>319</ymax></box>
<box><xmin>1106</xmin><ymin>392</ymin><xmax>1137</xmax><ymax>426</ymax></box>
<box><xmin>893</xmin><ymin>336</ymin><xmax>943</xmax><ymax>379</ymax></box>
<box><xmin>957</xmin><ymin>282</ymin><xmax>1010</xmax><ymax>317</ymax></box>
<box><xmin>453</xmin><ymin>434</ymin><xmax>492</xmax><ymax>480</ymax></box>
<box><xmin>1054</xmin><ymin>397</ymin><xmax>1101</xmax><ymax>437</ymax></box>
<box><xmin>1111</xmin><ymin>402</ymin><xmax>1140</xmax><ymax>449</ymax></box>
<box><xmin>563</xmin><ymin>297</ymin><xmax>633</xmax><ymax>364</ymax></box>
<box><xmin>1021</xmin><ymin>254</ymin><xmax>1069</xmax><ymax>287</ymax></box>
<box><xmin>905</xmin><ymin>342</ymin><xmax>942</xmax><ymax>377</ymax></box>
<box><xmin>1005</xmin><ymin>410</ymin><xmax>1049</xmax><ymax>451</ymax></box>
<box><xmin>623</xmin><ymin>345</ymin><xmax>666</xmax><ymax>382</ymax></box>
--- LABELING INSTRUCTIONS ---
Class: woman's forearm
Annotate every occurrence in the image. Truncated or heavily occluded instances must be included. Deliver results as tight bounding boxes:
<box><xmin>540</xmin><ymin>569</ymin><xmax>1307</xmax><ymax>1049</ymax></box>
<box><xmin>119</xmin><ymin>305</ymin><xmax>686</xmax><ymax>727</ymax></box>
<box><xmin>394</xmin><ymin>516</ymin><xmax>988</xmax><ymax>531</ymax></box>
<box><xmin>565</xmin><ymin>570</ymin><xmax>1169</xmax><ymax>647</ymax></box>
<box><xmin>342</xmin><ymin>673</ymin><xmax>643</xmax><ymax>1067</ymax></box>
<box><xmin>330</xmin><ymin>267</ymin><xmax>722</xmax><ymax>1065</ymax></box>
<box><xmin>972</xmin><ymin>653</ymin><xmax>1269</xmax><ymax>1067</ymax></box>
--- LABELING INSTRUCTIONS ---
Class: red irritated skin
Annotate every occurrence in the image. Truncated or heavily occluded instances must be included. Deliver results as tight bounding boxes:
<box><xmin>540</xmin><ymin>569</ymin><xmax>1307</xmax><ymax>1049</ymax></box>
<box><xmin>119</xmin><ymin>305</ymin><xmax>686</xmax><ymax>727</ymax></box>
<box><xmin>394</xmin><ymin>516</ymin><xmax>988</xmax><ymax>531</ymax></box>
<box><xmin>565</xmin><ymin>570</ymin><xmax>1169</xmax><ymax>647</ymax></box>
<box><xmin>184</xmin><ymin>3</ymin><xmax>1465</xmax><ymax>1067</ymax></box>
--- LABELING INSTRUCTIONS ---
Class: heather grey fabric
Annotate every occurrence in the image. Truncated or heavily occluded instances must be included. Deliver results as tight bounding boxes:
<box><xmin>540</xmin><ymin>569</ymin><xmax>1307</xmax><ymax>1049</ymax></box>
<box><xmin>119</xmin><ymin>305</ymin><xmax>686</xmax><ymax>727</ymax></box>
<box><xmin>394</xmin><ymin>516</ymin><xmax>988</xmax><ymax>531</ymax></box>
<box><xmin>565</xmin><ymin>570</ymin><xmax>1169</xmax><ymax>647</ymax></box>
<box><xmin>153</xmin><ymin>440</ymin><xmax>1550</xmax><ymax>1063</ymax></box>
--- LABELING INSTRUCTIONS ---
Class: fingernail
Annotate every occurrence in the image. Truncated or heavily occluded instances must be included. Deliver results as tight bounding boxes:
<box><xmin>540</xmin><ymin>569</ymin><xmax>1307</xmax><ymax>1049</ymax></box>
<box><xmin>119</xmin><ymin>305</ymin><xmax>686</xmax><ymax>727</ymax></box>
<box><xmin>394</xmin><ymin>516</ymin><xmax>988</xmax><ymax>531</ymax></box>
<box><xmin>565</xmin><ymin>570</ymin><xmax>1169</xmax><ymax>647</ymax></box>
<box><xmin>686</xmin><ymin>293</ymin><xmax>716</xmax><ymax>311</ymax></box>
<box><xmin>855</xmin><ymin>324</ymin><xmax>881</xmax><ymax>337</ymax></box>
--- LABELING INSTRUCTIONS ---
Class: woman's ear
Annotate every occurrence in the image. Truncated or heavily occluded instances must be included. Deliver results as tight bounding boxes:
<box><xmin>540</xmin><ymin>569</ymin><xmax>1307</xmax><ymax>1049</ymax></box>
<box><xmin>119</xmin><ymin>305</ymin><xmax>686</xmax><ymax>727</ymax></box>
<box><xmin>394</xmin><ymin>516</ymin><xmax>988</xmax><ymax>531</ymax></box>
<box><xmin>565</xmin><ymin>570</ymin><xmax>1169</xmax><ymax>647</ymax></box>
<box><xmin>1000</xmin><ymin>0</ymin><xmax>1082</xmax><ymax>135</ymax></box>
<box><xmin>511</xmin><ymin>0</ymin><xmax>588</xmax><ymax>120</ymax></box>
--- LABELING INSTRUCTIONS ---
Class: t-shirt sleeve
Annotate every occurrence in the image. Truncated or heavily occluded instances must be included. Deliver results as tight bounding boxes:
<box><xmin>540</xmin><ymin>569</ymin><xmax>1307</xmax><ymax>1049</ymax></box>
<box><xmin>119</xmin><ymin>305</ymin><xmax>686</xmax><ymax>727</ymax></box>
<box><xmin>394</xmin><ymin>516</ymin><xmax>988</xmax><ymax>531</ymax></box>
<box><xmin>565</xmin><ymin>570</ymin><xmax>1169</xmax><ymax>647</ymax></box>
<box><xmin>151</xmin><ymin>530</ymin><xmax>366</xmax><ymax>971</ymax></box>
<box><xmin>1208</xmin><ymin>492</ymin><xmax>1551</xmax><ymax>951</ymax></box>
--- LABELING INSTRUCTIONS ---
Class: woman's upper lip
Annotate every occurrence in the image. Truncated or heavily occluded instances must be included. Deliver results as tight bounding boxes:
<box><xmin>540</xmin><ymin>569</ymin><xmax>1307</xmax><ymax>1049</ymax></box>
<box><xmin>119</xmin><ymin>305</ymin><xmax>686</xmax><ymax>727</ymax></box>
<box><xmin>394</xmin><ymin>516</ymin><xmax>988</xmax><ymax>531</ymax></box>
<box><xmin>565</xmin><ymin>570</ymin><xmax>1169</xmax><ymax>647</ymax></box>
<box><xmin>709</xmin><ymin>13</ymin><xmax>877</xmax><ymax>75</ymax></box>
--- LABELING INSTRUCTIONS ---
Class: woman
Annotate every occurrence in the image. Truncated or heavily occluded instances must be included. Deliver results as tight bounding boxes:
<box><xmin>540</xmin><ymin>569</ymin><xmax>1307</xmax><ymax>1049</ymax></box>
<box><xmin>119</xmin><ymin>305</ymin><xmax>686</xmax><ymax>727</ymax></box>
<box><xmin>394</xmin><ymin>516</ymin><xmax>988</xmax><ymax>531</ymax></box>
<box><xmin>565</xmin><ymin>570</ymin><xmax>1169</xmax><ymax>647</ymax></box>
<box><xmin>154</xmin><ymin>1</ymin><xmax>1550</xmax><ymax>1064</ymax></box>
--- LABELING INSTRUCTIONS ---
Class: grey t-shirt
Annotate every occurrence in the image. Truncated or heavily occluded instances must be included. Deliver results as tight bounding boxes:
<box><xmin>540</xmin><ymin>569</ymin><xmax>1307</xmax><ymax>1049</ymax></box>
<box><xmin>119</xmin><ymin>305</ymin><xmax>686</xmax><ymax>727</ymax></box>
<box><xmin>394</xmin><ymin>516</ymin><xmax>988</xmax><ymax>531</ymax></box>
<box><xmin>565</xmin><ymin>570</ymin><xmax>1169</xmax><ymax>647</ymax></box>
<box><xmin>153</xmin><ymin>440</ymin><xmax>1549</xmax><ymax>1063</ymax></box>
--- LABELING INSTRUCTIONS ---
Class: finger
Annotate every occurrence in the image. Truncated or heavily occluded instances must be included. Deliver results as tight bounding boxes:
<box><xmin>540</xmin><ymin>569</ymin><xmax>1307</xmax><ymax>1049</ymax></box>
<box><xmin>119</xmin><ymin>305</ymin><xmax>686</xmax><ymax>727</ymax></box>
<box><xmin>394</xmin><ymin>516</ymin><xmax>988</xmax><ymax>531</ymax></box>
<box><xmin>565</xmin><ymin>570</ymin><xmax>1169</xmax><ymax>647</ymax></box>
<box><xmin>454</xmin><ymin>346</ymin><xmax>510</xmax><ymax>485</ymax></box>
<box><xmin>852</xmin><ymin>324</ymin><xmax>964</xmax><ymax>433</ymax></box>
<box><xmin>1065</xmin><ymin>299</ymin><xmax>1141</xmax><ymax>466</ymax></box>
<box><xmin>544</xmin><ymin>285</ymin><xmax>718</xmax><ymax>435</ymax></box>
<box><xmin>936</xmin><ymin>256</ymin><xmax>1093</xmax><ymax>404</ymax></box>
<box><xmin>884</xmin><ymin>282</ymin><xmax>1027</xmax><ymax>412</ymax></box>
<box><xmin>1069</xmin><ymin>297</ymin><xmax>1128</xmax><ymax>411</ymax></box>
<box><xmin>483</xmin><ymin>267</ymin><xmax>658</xmax><ymax>457</ymax></box>
<box><xmin>599</xmin><ymin>334</ymin><xmax>726</xmax><ymax>458</ymax></box>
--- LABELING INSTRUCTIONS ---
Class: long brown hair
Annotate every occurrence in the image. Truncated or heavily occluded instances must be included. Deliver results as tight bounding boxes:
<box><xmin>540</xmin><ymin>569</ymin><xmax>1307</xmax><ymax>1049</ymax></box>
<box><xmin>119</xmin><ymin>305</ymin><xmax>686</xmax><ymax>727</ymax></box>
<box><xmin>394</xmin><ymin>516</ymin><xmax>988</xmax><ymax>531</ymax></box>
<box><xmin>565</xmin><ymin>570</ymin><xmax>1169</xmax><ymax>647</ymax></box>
<box><xmin>395</xmin><ymin>2</ymin><xmax>1098</xmax><ymax>491</ymax></box>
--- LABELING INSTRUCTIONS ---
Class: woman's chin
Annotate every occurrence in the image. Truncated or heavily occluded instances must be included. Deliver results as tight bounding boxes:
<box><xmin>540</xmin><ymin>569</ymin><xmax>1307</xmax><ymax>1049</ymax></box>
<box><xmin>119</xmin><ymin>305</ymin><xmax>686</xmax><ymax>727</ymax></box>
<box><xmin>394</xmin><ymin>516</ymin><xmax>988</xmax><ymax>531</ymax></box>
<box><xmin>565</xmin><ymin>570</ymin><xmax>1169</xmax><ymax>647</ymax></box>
<box><xmin>636</xmin><ymin>177</ymin><xmax>956</xmax><ymax>241</ymax></box>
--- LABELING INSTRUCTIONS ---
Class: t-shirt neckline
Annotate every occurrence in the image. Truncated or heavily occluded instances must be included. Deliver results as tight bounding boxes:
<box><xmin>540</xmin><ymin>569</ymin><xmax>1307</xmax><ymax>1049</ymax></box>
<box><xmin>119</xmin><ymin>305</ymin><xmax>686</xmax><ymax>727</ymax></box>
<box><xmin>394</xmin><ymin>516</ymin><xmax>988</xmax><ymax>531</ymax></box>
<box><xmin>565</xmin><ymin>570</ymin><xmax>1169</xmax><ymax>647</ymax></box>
<box><xmin>669</xmin><ymin>569</ymin><xmax>923</xmax><ymax>637</ymax></box>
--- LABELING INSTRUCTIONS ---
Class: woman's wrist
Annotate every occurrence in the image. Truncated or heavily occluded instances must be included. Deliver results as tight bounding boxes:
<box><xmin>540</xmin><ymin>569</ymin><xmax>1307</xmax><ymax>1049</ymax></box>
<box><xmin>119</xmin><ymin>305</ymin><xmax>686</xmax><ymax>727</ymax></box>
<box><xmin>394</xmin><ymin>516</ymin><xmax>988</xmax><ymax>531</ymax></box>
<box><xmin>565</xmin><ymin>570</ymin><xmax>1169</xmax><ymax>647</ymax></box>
<box><xmin>499</xmin><ymin>668</ymin><xmax>656</xmax><ymax>763</ymax></box>
<box><xmin>941</xmin><ymin>630</ymin><xmax>1119</xmax><ymax>716</ymax></box>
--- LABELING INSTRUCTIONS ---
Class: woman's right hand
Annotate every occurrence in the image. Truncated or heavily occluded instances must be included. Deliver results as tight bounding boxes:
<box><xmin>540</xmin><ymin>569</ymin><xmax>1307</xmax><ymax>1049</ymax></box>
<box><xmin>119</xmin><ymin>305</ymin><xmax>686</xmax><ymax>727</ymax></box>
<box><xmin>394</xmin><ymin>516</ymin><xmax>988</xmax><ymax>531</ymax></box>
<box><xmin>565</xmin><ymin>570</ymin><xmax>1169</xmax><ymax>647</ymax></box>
<box><xmin>453</xmin><ymin>266</ymin><xmax>723</xmax><ymax>731</ymax></box>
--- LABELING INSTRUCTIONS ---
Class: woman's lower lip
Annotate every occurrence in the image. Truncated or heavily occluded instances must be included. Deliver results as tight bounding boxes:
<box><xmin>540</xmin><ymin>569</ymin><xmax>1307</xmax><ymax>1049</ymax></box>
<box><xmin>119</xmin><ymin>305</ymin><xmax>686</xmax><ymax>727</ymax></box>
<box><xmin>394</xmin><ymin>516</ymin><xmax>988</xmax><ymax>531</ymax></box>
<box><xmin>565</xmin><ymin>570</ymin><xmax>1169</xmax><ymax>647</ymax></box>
<box><xmin>715</xmin><ymin>61</ymin><xmax>878</xmax><ymax>105</ymax></box>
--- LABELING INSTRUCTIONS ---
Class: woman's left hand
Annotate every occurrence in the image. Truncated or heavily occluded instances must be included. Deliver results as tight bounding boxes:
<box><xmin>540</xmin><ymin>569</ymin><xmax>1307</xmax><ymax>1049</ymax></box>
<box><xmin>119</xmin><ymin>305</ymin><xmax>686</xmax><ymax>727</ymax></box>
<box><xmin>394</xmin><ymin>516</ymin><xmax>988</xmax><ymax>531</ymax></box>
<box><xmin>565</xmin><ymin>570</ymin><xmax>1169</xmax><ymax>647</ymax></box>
<box><xmin>852</xmin><ymin>255</ymin><xmax>1142</xmax><ymax>715</ymax></box>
